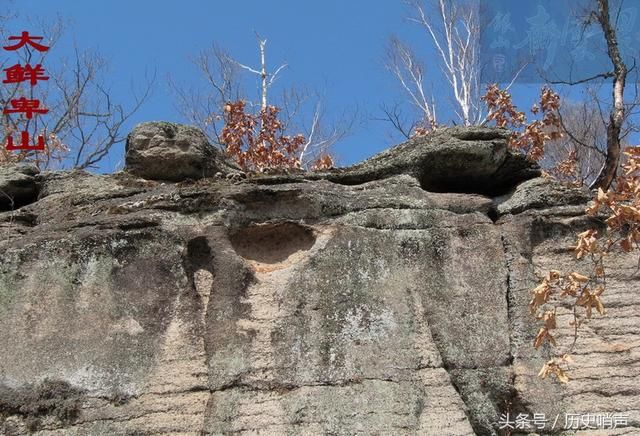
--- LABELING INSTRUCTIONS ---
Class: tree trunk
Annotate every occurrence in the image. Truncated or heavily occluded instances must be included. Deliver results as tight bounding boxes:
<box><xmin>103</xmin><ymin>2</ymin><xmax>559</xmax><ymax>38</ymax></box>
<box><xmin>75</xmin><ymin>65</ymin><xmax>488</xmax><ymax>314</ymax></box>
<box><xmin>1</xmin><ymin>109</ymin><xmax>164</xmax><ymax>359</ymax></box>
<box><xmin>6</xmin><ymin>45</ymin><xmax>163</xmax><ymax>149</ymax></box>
<box><xmin>590</xmin><ymin>0</ymin><xmax>627</xmax><ymax>190</ymax></box>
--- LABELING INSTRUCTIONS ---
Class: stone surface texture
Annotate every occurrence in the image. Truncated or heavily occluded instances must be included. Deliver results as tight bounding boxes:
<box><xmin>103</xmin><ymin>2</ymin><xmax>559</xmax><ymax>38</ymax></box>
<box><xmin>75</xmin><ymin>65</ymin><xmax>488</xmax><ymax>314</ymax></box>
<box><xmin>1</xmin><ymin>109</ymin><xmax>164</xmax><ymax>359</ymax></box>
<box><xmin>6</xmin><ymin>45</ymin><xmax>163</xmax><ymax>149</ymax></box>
<box><xmin>125</xmin><ymin>121</ymin><xmax>241</xmax><ymax>181</ymax></box>
<box><xmin>0</xmin><ymin>125</ymin><xmax>638</xmax><ymax>435</ymax></box>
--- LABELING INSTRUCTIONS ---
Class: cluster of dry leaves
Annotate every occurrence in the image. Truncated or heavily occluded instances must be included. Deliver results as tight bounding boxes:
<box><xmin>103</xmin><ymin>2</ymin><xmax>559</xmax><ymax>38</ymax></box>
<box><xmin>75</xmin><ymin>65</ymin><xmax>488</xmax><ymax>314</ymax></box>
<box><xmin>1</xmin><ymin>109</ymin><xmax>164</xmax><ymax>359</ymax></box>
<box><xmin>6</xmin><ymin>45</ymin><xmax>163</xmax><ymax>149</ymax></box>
<box><xmin>482</xmin><ymin>84</ymin><xmax>563</xmax><ymax>161</ymax></box>
<box><xmin>482</xmin><ymin>83</ymin><xmax>639</xmax><ymax>383</ymax></box>
<box><xmin>530</xmin><ymin>147</ymin><xmax>640</xmax><ymax>383</ymax></box>
<box><xmin>221</xmin><ymin>100</ymin><xmax>333</xmax><ymax>172</ymax></box>
<box><xmin>412</xmin><ymin>118</ymin><xmax>439</xmax><ymax>138</ymax></box>
<box><xmin>546</xmin><ymin>150</ymin><xmax>581</xmax><ymax>186</ymax></box>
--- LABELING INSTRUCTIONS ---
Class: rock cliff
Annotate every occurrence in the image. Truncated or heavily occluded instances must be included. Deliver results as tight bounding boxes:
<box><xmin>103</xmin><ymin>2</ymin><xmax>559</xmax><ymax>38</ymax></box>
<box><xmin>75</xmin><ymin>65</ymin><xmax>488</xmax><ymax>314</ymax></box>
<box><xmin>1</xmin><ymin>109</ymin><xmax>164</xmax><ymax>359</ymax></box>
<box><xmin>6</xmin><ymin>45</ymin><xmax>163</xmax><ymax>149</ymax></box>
<box><xmin>0</xmin><ymin>123</ymin><xmax>638</xmax><ymax>435</ymax></box>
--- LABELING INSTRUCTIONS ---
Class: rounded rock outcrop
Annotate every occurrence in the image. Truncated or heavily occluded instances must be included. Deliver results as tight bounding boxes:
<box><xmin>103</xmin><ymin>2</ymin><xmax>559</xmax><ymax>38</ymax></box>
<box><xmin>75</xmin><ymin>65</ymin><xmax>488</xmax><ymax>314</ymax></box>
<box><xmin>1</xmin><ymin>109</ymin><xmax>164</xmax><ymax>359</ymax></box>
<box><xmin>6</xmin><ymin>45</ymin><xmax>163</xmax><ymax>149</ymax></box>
<box><xmin>125</xmin><ymin>121</ymin><xmax>240</xmax><ymax>181</ymax></box>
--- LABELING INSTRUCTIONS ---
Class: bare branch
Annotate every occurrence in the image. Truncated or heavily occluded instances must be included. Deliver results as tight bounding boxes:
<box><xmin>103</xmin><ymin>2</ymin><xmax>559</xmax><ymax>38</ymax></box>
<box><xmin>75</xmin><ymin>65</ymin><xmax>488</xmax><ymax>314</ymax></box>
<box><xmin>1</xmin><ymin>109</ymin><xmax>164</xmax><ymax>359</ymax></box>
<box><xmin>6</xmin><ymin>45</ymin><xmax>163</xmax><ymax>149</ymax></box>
<box><xmin>268</xmin><ymin>63</ymin><xmax>288</xmax><ymax>87</ymax></box>
<box><xmin>234</xmin><ymin>61</ymin><xmax>262</xmax><ymax>76</ymax></box>
<box><xmin>547</xmin><ymin>71</ymin><xmax>615</xmax><ymax>85</ymax></box>
<box><xmin>374</xmin><ymin>103</ymin><xmax>417</xmax><ymax>140</ymax></box>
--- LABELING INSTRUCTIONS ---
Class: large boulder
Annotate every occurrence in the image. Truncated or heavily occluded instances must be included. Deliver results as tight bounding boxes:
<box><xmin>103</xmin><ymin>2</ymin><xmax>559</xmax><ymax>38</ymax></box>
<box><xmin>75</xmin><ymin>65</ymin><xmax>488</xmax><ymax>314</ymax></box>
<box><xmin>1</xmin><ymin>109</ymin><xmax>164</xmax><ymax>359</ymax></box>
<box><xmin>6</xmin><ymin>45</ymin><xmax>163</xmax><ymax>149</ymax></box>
<box><xmin>0</xmin><ymin>164</ymin><xmax>39</xmax><ymax>210</ymax></box>
<box><xmin>124</xmin><ymin>122</ymin><xmax>240</xmax><ymax>181</ymax></box>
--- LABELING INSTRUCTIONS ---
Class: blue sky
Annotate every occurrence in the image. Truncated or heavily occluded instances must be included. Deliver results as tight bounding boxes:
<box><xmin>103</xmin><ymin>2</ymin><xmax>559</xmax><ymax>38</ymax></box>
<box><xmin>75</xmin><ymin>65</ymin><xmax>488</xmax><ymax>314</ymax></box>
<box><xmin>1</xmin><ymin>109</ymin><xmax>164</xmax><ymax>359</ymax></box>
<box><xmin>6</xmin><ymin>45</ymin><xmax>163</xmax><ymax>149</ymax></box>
<box><xmin>3</xmin><ymin>1</ymin><xmax>637</xmax><ymax>173</ymax></box>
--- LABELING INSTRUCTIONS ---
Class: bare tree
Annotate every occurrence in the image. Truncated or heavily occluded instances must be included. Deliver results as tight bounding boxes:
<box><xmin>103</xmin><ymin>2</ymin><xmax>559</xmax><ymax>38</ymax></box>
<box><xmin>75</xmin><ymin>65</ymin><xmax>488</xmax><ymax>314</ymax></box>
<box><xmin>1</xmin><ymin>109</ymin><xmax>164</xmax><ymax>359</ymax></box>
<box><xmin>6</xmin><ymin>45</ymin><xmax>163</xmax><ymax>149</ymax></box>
<box><xmin>548</xmin><ymin>0</ymin><xmax>632</xmax><ymax>190</ymax></box>
<box><xmin>171</xmin><ymin>34</ymin><xmax>350</xmax><ymax>169</ymax></box>
<box><xmin>386</xmin><ymin>37</ymin><xmax>437</xmax><ymax>131</ymax></box>
<box><xmin>542</xmin><ymin>99</ymin><xmax>608</xmax><ymax>185</ymax></box>
<box><xmin>386</xmin><ymin>0</ymin><xmax>484</xmax><ymax>132</ymax></box>
<box><xmin>590</xmin><ymin>0</ymin><xmax>628</xmax><ymax>189</ymax></box>
<box><xmin>233</xmin><ymin>34</ymin><xmax>288</xmax><ymax>115</ymax></box>
<box><xmin>0</xmin><ymin>17</ymin><xmax>153</xmax><ymax>170</ymax></box>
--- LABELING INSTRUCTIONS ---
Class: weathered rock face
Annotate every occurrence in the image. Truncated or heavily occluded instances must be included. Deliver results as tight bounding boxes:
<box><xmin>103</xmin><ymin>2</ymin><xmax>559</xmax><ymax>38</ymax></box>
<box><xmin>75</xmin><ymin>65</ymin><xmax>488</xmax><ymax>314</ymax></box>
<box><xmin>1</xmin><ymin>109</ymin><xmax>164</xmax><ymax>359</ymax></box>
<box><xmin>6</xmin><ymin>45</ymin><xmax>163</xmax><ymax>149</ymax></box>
<box><xmin>0</xmin><ymin>125</ymin><xmax>638</xmax><ymax>435</ymax></box>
